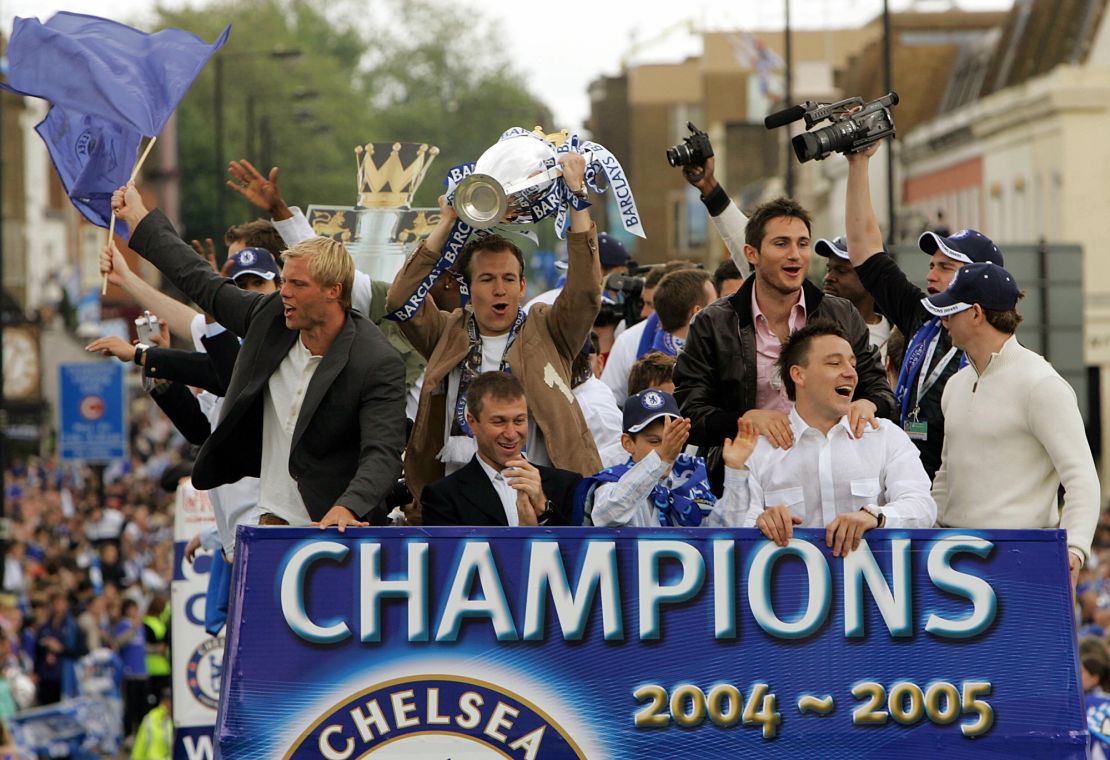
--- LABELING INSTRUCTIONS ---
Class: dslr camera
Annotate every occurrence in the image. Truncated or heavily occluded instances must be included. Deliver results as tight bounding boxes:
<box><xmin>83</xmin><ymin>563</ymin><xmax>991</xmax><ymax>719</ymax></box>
<box><xmin>666</xmin><ymin>122</ymin><xmax>714</xmax><ymax>168</ymax></box>
<box><xmin>765</xmin><ymin>92</ymin><xmax>899</xmax><ymax>163</ymax></box>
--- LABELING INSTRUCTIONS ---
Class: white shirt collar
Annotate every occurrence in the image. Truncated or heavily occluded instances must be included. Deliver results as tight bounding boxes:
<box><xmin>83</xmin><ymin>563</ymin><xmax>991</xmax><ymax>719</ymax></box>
<box><xmin>788</xmin><ymin>405</ymin><xmax>854</xmax><ymax>439</ymax></box>
<box><xmin>475</xmin><ymin>454</ymin><xmax>504</xmax><ymax>483</ymax></box>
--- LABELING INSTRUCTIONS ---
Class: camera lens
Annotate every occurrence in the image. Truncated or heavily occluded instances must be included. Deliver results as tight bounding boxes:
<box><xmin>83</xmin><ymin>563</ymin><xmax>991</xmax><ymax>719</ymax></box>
<box><xmin>666</xmin><ymin>144</ymin><xmax>691</xmax><ymax>167</ymax></box>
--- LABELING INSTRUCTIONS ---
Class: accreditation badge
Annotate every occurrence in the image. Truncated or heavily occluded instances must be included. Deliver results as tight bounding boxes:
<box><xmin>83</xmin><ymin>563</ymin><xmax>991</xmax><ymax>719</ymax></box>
<box><xmin>903</xmin><ymin>419</ymin><xmax>928</xmax><ymax>441</ymax></box>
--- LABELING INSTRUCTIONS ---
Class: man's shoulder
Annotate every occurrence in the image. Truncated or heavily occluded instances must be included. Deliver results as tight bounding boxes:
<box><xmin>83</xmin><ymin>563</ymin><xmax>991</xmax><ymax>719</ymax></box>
<box><xmin>813</xmin><ymin>292</ymin><xmax>861</xmax><ymax>324</ymax></box>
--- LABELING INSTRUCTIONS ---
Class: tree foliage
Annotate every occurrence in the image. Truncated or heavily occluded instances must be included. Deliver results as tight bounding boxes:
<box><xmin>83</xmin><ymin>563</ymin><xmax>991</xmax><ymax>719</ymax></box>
<box><xmin>149</xmin><ymin>0</ymin><xmax>551</xmax><ymax>241</ymax></box>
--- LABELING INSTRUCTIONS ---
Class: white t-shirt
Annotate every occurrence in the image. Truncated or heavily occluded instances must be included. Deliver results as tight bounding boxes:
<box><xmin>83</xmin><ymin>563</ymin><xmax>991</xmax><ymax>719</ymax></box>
<box><xmin>189</xmin><ymin>314</ymin><xmax>262</xmax><ymax>557</ymax></box>
<box><xmin>868</xmin><ymin>315</ymin><xmax>892</xmax><ymax>364</ymax></box>
<box><xmin>600</xmin><ymin>318</ymin><xmax>650</xmax><ymax>407</ymax></box>
<box><xmin>573</xmin><ymin>376</ymin><xmax>624</xmax><ymax>466</ymax></box>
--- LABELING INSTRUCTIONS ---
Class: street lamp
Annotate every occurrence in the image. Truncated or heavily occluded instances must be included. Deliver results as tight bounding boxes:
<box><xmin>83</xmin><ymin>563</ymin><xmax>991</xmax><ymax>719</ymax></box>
<box><xmin>213</xmin><ymin>47</ymin><xmax>303</xmax><ymax>234</ymax></box>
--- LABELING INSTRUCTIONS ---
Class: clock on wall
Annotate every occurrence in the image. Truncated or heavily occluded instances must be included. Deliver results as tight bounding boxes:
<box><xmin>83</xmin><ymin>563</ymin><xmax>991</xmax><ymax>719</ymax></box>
<box><xmin>3</xmin><ymin>325</ymin><xmax>41</xmax><ymax>402</ymax></box>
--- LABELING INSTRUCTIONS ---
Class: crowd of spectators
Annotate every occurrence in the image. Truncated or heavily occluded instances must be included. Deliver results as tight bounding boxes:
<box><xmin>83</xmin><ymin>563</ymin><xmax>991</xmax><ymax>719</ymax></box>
<box><xmin>0</xmin><ymin>400</ymin><xmax>187</xmax><ymax>750</ymax></box>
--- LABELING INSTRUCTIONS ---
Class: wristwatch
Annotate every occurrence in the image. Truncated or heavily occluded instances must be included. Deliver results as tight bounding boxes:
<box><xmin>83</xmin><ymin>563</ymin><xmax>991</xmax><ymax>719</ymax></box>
<box><xmin>537</xmin><ymin>499</ymin><xmax>554</xmax><ymax>525</ymax></box>
<box><xmin>133</xmin><ymin>343</ymin><xmax>150</xmax><ymax>366</ymax></box>
<box><xmin>860</xmin><ymin>504</ymin><xmax>885</xmax><ymax>528</ymax></box>
<box><xmin>567</xmin><ymin>183</ymin><xmax>590</xmax><ymax>211</ymax></box>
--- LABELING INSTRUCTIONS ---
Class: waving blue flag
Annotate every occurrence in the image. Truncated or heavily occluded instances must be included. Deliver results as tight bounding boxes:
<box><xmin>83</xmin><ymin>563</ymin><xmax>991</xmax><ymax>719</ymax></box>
<box><xmin>2</xmin><ymin>12</ymin><xmax>230</xmax><ymax>232</ymax></box>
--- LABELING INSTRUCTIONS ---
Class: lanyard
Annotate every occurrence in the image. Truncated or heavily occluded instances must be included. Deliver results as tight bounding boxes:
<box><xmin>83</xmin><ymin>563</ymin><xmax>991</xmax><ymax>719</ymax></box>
<box><xmin>910</xmin><ymin>336</ymin><xmax>958</xmax><ymax>419</ymax></box>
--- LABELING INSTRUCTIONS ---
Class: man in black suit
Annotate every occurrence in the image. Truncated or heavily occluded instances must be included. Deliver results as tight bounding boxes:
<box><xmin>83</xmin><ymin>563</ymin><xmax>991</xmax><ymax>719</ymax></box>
<box><xmin>110</xmin><ymin>181</ymin><xmax>406</xmax><ymax>530</ymax></box>
<box><xmin>421</xmin><ymin>372</ymin><xmax>581</xmax><ymax>526</ymax></box>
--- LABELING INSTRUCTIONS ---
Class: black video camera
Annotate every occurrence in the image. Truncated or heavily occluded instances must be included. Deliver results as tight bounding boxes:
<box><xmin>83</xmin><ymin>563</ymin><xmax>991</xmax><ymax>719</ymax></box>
<box><xmin>765</xmin><ymin>92</ymin><xmax>899</xmax><ymax>163</ymax></box>
<box><xmin>666</xmin><ymin>122</ymin><xmax>714</xmax><ymax>168</ymax></box>
<box><xmin>601</xmin><ymin>271</ymin><xmax>647</xmax><ymax>328</ymax></box>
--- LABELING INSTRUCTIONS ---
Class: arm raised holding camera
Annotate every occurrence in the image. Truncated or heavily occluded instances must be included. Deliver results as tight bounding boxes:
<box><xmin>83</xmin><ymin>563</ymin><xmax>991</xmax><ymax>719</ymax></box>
<box><xmin>674</xmin><ymin>127</ymin><xmax>748</xmax><ymax>270</ymax></box>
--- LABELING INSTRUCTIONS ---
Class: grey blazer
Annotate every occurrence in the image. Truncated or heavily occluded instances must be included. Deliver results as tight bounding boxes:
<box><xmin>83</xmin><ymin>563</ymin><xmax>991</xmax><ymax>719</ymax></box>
<box><xmin>129</xmin><ymin>209</ymin><xmax>406</xmax><ymax>521</ymax></box>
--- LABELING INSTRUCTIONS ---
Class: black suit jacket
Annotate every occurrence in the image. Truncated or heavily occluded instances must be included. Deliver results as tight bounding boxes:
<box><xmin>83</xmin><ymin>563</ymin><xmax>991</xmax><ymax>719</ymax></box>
<box><xmin>150</xmin><ymin>382</ymin><xmax>211</xmax><ymax>445</ymax></box>
<box><xmin>129</xmin><ymin>209</ymin><xmax>406</xmax><ymax>521</ymax></box>
<box><xmin>421</xmin><ymin>455</ymin><xmax>582</xmax><ymax>527</ymax></box>
<box><xmin>143</xmin><ymin>329</ymin><xmax>241</xmax><ymax>397</ymax></box>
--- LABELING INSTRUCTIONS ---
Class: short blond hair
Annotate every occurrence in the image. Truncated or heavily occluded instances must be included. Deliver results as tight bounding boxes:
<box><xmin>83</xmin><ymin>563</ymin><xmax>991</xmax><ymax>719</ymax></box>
<box><xmin>281</xmin><ymin>237</ymin><xmax>355</xmax><ymax>311</ymax></box>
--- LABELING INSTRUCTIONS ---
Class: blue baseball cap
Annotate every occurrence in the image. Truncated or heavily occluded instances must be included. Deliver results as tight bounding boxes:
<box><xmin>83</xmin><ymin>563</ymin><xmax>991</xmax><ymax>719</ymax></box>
<box><xmin>598</xmin><ymin>233</ymin><xmax>630</xmax><ymax>269</ymax></box>
<box><xmin>228</xmin><ymin>247</ymin><xmax>280</xmax><ymax>282</ymax></box>
<box><xmin>922</xmin><ymin>262</ymin><xmax>1020</xmax><ymax>316</ymax></box>
<box><xmin>623</xmin><ymin>389</ymin><xmax>681</xmax><ymax>433</ymax></box>
<box><xmin>918</xmin><ymin>229</ymin><xmax>1004</xmax><ymax>266</ymax></box>
<box><xmin>814</xmin><ymin>235</ymin><xmax>849</xmax><ymax>260</ymax></box>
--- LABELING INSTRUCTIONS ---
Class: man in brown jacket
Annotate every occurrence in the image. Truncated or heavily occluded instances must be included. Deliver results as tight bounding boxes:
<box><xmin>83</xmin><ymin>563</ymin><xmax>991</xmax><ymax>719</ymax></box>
<box><xmin>387</xmin><ymin>153</ymin><xmax>602</xmax><ymax>514</ymax></box>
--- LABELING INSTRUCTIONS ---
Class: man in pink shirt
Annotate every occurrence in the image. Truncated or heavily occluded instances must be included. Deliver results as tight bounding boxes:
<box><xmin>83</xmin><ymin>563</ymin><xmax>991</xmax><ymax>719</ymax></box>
<box><xmin>674</xmin><ymin>196</ymin><xmax>895</xmax><ymax>493</ymax></box>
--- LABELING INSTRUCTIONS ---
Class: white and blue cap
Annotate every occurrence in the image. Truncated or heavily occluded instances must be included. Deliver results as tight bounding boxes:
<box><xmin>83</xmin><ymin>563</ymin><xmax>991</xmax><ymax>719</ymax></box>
<box><xmin>623</xmin><ymin>389</ymin><xmax>681</xmax><ymax>433</ymax></box>
<box><xmin>918</xmin><ymin>229</ymin><xmax>1004</xmax><ymax>266</ymax></box>
<box><xmin>922</xmin><ymin>262</ymin><xmax>1020</xmax><ymax>316</ymax></box>
<box><xmin>228</xmin><ymin>247</ymin><xmax>280</xmax><ymax>282</ymax></box>
<box><xmin>814</xmin><ymin>235</ymin><xmax>849</xmax><ymax>260</ymax></box>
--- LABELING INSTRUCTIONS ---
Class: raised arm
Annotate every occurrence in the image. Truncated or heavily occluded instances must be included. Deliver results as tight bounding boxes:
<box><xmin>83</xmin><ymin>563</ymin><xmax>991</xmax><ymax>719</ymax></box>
<box><xmin>548</xmin><ymin>153</ymin><xmax>601</xmax><ymax>359</ymax></box>
<box><xmin>844</xmin><ymin>143</ymin><xmax>885</xmax><ymax>266</ymax></box>
<box><xmin>684</xmin><ymin>156</ymin><xmax>748</xmax><ymax>269</ymax></box>
<box><xmin>100</xmin><ymin>241</ymin><xmax>201</xmax><ymax>342</ymax></box>
<box><xmin>111</xmin><ymin>182</ymin><xmax>267</xmax><ymax>338</ymax></box>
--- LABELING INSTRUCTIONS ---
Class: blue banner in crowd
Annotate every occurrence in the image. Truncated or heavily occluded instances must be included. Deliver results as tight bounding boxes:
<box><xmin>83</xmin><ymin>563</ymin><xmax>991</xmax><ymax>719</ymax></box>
<box><xmin>58</xmin><ymin>362</ymin><xmax>126</xmax><ymax>462</ymax></box>
<box><xmin>8</xmin><ymin>697</ymin><xmax>122</xmax><ymax>759</ymax></box>
<box><xmin>215</xmin><ymin>527</ymin><xmax>1086</xmax><ymax>759</ymax></box>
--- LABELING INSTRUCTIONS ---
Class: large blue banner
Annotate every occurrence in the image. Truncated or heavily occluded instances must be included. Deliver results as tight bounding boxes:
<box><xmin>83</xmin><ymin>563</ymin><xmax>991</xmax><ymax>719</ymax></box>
<box><xmin>216</xmin><ymin>527</ymin><xmax>1086</xmax><ymax>758</ymax></box>
<box><xmin>58</xmin><ymin>362</ymin><xmax>126</xmax><ymax>461</ymax></box>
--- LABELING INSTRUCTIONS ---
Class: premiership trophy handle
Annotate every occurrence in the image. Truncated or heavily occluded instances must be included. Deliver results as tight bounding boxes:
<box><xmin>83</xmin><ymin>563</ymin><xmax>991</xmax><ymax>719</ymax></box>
<box><xmin>454</xmin><ymin>150</ymin><xmax>594</xmax><ymax>230</ymax></box>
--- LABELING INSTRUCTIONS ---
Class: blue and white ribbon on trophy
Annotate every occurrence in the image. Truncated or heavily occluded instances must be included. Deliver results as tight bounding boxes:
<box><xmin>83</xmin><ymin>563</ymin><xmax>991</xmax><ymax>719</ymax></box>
<box><xmin>387</xmin><ymin>127</ymin><xmax>645</xmax><ymax>322</ymax></box>
<box><xmin>553</xmin><ymin>132</ymin><xmax>646</xmax><ymax>241</ymax></box>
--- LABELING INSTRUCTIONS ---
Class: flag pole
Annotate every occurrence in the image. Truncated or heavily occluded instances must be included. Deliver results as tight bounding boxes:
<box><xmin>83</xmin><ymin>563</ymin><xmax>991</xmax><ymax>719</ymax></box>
<box><xmin>102</xmin><ymin>135</ymin><xmax>158</xmax><ymax>294</ymax></box>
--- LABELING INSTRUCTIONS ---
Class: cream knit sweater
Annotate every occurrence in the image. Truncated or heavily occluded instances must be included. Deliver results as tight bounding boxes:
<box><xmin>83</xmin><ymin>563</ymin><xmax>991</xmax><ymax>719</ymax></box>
<box><xmin>932</xmin><ymin>336</ymin><xmax>1100</xmax><ymax>560</ymax></box>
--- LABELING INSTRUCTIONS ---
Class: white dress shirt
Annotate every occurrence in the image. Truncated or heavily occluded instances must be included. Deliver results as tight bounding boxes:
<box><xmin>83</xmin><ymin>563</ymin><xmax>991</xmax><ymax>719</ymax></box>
<box><xmin>600</xmin><ymin>318</ymin><xmax>649</xmax><ymax>407</ymax></box>
<box><xmin>258</xmin><ymin>337</ymin><xmax>323</xmax><ymax>525</ymax></box>
<box><xmin>476</xmin><ymin>455</ymin><xmax>520</xmax><ymax>526</ymax></box>
<box><xmin>708</xmin><ymin>407</ymin><xmax>936</xmax><ymax>529</ymax></box>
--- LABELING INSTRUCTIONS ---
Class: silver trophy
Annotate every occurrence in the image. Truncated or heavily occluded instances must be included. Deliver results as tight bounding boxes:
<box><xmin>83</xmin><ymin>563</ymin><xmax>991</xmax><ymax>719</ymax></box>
<box><xmin>453</xmin><ymin>132</ymin><xmax>589</xmax><ymax>229</ymax></box>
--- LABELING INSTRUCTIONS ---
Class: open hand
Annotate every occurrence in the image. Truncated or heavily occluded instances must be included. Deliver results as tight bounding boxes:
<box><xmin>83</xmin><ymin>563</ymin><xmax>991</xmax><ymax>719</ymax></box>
<box><xmin>312</xmin><ymin>505</ymin><xmax>368</xmax><ymax>533</ymax></box>
<box><xmin>722</xmin><ymin>417</ymin><xmax>759</xmax><ymax>470</ymax></box>
<box><xmin>742</xmin><ymin>409</ymin><xmax>793</xmax><ymax>449</ymax></box>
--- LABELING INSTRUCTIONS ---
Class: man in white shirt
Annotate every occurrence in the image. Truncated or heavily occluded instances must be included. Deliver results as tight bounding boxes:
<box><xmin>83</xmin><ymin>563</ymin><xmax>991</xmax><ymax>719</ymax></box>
<box><xmin>420</xmin><ymin>372</ymin><xmax>582</xmax><ymax>526</ymax></box>
<box><xmin>924</xmin><ymin>262</ymin><xmax>1099</xmax><ymax>590</ymax></box>
<box><xmin>709</xmin><ymin>321</ymin><xmax>935</xmax><ymax>556</ymax></box>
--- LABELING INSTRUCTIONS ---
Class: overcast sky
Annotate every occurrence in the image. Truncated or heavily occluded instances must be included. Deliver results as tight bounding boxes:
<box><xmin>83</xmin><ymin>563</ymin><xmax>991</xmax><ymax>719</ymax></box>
<box><xmin>3</xmin><ymin>0</ymin><xmax>1013</xmax><ymax>129</ymax></box>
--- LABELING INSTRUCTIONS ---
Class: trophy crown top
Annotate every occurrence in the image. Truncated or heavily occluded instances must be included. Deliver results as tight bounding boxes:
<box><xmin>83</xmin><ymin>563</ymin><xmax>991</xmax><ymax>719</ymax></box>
<box><xmin>354</xmin><ymin>141</ymin><xmax>440</xmax><ymax>209</ymax></box>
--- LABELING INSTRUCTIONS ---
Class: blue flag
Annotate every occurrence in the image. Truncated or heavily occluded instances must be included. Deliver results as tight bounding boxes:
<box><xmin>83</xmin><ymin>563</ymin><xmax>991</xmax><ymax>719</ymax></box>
<box><xmin>3</xmin><ymin>12</ymin><xmax>230</xmax><ymax>231</ymax></box>
<box><xmin>35</xmin><ymin>106</ymin><xmax>142</xmax><ymax>231</ymax></box>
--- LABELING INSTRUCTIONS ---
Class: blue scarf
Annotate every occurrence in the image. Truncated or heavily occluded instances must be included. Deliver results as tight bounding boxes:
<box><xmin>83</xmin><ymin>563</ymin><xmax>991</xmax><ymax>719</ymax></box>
<box><xmin>894</xmin><ymin>317</ymin><xmax>966</xmax><ymax>424</ymax></box>
<box><xmin>575</xmin><ymin>454</ymin><xmax>716</xmax><ymax>527</ymax></box>
<box><xmin>635</xmin><ymin>312</ymin><xmax>684</xmax><ymax>359</ymax></box>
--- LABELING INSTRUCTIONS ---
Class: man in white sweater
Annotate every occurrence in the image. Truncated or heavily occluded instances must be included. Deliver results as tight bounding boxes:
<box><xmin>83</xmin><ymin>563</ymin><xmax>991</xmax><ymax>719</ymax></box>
<box><xmin>924</xmin><ymin>262</ymin><xmax>1099</xmax><ymax>590</ymax></box>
